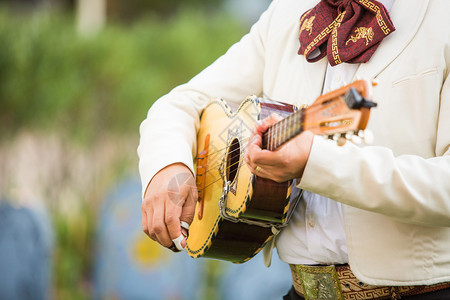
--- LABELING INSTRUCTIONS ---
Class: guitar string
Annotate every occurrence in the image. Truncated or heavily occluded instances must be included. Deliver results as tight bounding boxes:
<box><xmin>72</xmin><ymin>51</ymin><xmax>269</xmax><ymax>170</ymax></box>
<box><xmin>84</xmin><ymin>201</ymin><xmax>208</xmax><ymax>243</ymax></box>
<box><xmin>196</xmin><ymin>99</ymin><xmax>354</xmax><ymax>193</ymax></box>
<box><xmin>193</xmin><ymin>96</ymin><xmax>345</xmax><ymax>161</ymax></box>
<box><xmin>197</xmin><ymin>117</ymin><xmax>328</xmax><ymax>173</ymax></box>
<box><xmin>197</xmin><ymin>120</ymin><xmax>336</xmax><ymax>194</ymax></box>
<box><xmin>196</xmin><ymin>101</ymin><xmax>353</xmax><ymax>180</ymax></box>
<box><xmin>194</xmin><ymin>103</ymin><xmax>342</xmax><ymax>161</ymax></box>
<box><xmin>197</xmin><ymin>121</ymin><xmax>353</xmax><ymax>192</ymax></box>
<box><xmin>198</xmin><ymin>142</ymin><xmax>248</xmax><ymax>176</ymax></box>
<box><xmin>198</xmin><ymin>157</ymin><xmax>248</xmax><ymax>193</ymax></box>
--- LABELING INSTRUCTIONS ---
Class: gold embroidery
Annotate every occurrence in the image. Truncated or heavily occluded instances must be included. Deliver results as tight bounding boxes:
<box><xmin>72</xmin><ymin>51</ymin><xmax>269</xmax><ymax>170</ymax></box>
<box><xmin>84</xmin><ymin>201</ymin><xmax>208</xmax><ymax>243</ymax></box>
<box><xmin>300</xmin><ymin>15</ymin><xmax>316</xmax><ymax>36</ymax></box>
<box><xmin>331</xmin><ymin>12</ymin><xmax>346</xmax><ymax>65</ymax></box>
<box><xmin>346</xmin><ymin>27</ymin><xmax>374</xmax><ymax>46</ymax></box>
<box><xmin>357</xmin><ymin>0</ymin><xmax>391</xmax><ymax>35</ymax></box>
<box><xmin>303</xmin><ymin>12</ymin><xmax>346</xmax><ymax>58</ymax></box>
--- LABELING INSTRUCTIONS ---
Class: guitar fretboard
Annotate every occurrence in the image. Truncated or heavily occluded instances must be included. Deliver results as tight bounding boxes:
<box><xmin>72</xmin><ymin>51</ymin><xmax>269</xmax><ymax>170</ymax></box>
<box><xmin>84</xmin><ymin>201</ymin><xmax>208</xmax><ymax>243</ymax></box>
<box><xmin>262</xmin><ymin>109</ymin><xmax>305</xmax><ymax>151</ymax></box>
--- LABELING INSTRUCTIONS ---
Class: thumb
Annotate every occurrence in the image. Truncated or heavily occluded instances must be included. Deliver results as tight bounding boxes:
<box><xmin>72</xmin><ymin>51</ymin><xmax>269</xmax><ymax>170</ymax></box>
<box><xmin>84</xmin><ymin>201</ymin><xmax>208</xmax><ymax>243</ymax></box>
<box><xmin>180</xmin><ymin>183</ymin><xmax>197</xmax><ymax>226</ymax></box>
<box><xmin>179</xmin><ymin>183</ymin><xmax>197</xmax><ymax>244</ymax></box>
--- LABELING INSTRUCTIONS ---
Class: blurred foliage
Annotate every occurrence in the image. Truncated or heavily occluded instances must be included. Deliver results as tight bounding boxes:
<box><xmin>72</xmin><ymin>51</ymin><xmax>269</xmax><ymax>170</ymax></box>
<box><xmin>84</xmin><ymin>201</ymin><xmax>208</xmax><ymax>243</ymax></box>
<box><xmin>0</xmin><ymin>7</ymin><xmax>246</xmax><ymax>142</ymax></box>
<box><xmin>54</xmin><ymin>201</ymin><xmax>96</xmax><ymax>300</ymax></box>
<box><xmin>108</xmin><ymin>0</ymin><xmax>224</xmax><ymax>21</ymax></box>
<box><xmin>0</xmin><ymin>6</ymin><xmax>247</xmax><ymax>299</ymax></box>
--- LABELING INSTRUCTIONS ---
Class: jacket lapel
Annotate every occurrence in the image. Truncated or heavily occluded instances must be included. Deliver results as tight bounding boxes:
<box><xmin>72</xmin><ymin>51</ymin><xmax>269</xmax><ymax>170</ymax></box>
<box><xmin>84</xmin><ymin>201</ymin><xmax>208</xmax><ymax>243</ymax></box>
<box><xmin>354</xmin><ymin>0</ymin><xmax>429</xmax><ymax>80</ymax></box>
<box><xmin>300</xmin><ymin>56</ymin><xmax>328</xmax><ymax>104</ymax></box>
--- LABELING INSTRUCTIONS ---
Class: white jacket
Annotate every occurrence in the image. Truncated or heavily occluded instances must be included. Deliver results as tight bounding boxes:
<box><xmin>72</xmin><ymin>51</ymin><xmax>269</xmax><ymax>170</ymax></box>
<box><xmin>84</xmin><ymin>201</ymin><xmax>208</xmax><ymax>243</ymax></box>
<box><xmin>138</xmin><ymin>0</ymin><xmax>450</xmax><ymax>285</ymax></box>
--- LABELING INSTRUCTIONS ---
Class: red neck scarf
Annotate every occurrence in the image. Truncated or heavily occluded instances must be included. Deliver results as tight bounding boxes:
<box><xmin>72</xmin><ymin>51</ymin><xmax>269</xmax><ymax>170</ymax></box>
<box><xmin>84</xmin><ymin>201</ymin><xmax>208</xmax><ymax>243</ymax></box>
<box><xmin>298</xmin><ymin>0</ymin><xmax>395</xmax><ymax>66</ymax></box>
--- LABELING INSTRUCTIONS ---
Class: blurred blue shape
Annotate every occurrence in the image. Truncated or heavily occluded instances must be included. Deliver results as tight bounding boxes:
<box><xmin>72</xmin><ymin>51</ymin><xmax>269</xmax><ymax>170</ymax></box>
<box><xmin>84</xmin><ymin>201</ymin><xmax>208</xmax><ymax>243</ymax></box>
<box><xmin>224</xmin><ymin>0</ymin><xmax>272</xmax><ymax>25</ymax></box>
<box><xmin>218</xmin><ymin>249</ymin><xmax>292</xmax><ymax>300</ymax></box>
<box><xmin>0</xmin><ymin>201</ymin><xmax>52</xmax><ymax>300</ymax></box>
<box><xmin>94</xmin><ymin>176</ymin><xmax>292</xmax><ymax>300</ymax></box>
<box><xmin>94</xmin><ymin>176</ymin><xmax>205</xmax><ymax>300</ymax></box>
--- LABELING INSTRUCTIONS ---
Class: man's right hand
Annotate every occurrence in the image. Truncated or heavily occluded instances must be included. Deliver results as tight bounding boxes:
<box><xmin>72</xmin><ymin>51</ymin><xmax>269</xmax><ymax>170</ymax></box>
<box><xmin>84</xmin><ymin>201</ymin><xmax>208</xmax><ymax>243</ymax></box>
<box><xmin>141</xmin><ymin>163</ymin><xmax>197</xmax><ymax>251</ymax></box>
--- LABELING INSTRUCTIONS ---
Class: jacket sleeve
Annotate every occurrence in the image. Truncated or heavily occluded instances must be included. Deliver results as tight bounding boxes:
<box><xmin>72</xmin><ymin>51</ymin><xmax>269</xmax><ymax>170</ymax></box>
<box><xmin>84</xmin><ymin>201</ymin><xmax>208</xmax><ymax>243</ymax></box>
<box><xmin>298</xmin><ymin>68</ymin><xmax>450</xmax><ymax>227</ymax></box>
<box><xmin>137</xmin><ymin>1</ymin><xmax>281</xmax><ymax>197</ymax></box>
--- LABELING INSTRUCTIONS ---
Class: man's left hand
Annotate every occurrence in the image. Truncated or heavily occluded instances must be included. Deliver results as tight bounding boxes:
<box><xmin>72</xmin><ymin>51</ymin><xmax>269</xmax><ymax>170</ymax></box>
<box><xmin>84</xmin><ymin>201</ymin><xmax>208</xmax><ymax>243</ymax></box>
<box><xmin>244</xmin><ymin>115</ymin><xmax>314</xmax><ymax>183</ymax></box>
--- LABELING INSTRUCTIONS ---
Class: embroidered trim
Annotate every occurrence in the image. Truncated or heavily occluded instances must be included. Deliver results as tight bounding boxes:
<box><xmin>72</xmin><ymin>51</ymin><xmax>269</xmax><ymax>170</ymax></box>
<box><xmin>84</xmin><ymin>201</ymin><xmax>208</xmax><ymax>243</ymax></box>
<box><xmin>299</xmin><ymin>9</ymin><xmax>313</xmax><ymax>37</ymax></box>
<box><xmin>303</xmin><ymin>12</ymin><xmax>346</xmax><ymax>58</ymax></box>
<box><xmin>300</xmin><ymin>16</ymin><xmax>316</xmax><ymax>36</ymax></box>
<box><xmin>357</xmin><ymin>0</ymin><xmax>391</xmax><ymax>35</ymax></box>
<box><xmin>331</xmin><ymin>12</ymin><xmax>346</xmax><ymax>65</ymax></box>
<box><xmin>346</xmin><ymin>27</ymin><xmax>374</xmax><ymax>46</ymax></box>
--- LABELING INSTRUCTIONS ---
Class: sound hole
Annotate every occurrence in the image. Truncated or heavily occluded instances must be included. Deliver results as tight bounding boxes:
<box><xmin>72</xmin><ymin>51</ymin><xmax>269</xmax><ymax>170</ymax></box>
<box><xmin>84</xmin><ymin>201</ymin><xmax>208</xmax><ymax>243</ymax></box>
<box><xmin>226</xmin><ymin>138</ymin><xmax>240</xmax><ymax>184</ymax></box>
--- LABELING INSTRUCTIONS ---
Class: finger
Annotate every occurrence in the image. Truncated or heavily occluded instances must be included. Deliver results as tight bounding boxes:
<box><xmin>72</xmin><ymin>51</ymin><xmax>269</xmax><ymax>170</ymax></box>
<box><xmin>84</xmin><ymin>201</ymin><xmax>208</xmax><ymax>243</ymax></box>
<box><xmin>247</xmin><ymin>162</ymin><xmax>275</xmax><ymax>180</ymax></box>
<box><xmin>180</xmin><ymin>221</ymin><xmax>190</xmax><ymax>238</ymax></box>
<box><xmin>267</xmin><ymin>113</ymin><xmax>283</xmax><ymax>122</ymax></box>
<box><xmin>252</xmin><ymin>115</ymin><xmax>278</xmax><ymax>136</ymax></box>
<box><xmin>248</xmin><ymin>145</ymin><xmax>278</xmax><ymax>167</ymax></box>
<box><xmin>168</xmin><ymin>244</ymin><xmax>181</xmax><ymax>253</ymax></box>
<box><xmin>165</xmin><ymin>202</ymin><xmax>183</xmax><ymax>250</ymax></box>
<box><xmin>178</xmin><ymin>186</ymin><xmax>197</xmax><ymax>246</ymax></box>
<box><xmin>245</xmin><ymin>138</ymin><xmax>263</xmax><ymax>169</ymax></box>
<box><xmin>253</xmin><ymin>114</ymin><xmax>282</xmax><ymax>135</ymax></box>
<box><xmin>143</xmin><ymin>202</ymin><xmax>158</xmax><ymax>242</ymax></box>
<box><xmin>142</xmin><ymin>204</ymin><xmax>149</xmax><ymax>237</ymax></box>
<box><xmin>246</xmin><ymin>131</ymin><xmax>261</xmax><ymax>162</ymax></box>
<box><xmin>172</xmin><ymin>234</ymin><xmax>185</xmax><ymax>251</ymax></box>
<box><xmin>167</xmin><ymin>173</ymin><xmax>197</xmax><ymax>248</ymax></box>
<box><xmin>152</xmin><ymin>199</ymin><xmax>172</xmax><ymax>248</ymax></box>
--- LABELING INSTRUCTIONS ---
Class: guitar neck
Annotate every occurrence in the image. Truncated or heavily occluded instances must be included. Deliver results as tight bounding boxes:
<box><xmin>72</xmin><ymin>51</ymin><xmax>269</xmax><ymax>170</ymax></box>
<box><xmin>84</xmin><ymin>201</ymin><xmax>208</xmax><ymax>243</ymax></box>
<box><xmin>262</xmin><ymin>80</ymin><xmax>376</xmax><ymax>151</ymax></box>
<box><xmin>262</xmin><ymin>109</ymin><xmax>305</xmax><ymax>151</ymax></box>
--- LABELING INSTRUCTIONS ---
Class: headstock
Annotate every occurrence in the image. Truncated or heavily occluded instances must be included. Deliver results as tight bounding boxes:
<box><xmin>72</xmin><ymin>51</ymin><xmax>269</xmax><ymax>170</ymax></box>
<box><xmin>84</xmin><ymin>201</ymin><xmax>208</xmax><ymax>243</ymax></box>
<box><xmin>303</xmin><ymin>80</ymin><xmax>377</xmax><ymax>146</ymax></box>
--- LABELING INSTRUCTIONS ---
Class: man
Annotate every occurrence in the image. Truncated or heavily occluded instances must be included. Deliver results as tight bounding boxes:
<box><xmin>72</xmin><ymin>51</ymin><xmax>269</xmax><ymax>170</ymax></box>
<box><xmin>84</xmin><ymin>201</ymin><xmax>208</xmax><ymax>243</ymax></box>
<box><xmin>138</xmin><ymin>0</ymin><xmax>450</xmax><ymax>299</ymax></box>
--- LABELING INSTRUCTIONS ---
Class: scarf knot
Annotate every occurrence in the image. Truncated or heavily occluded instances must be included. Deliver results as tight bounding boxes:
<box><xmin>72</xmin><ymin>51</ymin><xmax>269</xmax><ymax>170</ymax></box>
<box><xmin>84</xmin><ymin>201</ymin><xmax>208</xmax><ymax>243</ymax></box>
<box><xmin>298</xmin><ymin>0</ymin><xmax>395</xmax><ymax>66</ymax></box>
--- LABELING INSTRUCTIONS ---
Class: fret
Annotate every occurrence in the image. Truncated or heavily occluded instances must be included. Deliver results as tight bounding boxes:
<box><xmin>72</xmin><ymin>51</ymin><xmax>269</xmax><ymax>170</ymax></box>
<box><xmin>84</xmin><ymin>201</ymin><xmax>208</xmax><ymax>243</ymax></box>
<box><xmin>268</xmin><ymin>127</ymin><xmax>272</xmax><ymax>151</ymax></box>
<box><xmin>268</xmin><ymin>126</ymin><xmax>273</xmax><ymax>151</ymax></box>
<box><xmin>270</xmin><ymin>126</ymin><xmax>274</xmax><ymax>151</ymax></box>
<box><xmin>279</xmin><ymin>120</ymin><xmax>283</xmax><ymax>147</ymax></box>
<box><xmin>276</xmin><ymin>121</ymin><xmax>281</xmax><ymax>148</ymax></box>
<box><xmin>272</xmin><ymin>123</ymin><xmax>277</xmax><ymax>150</ymax></box>
<box><xmin>289</xmin><ymin>114</ymin><xmax>294</xmax><ymax>141</ymax></box>
<box><xmin>263</xmin><ymin>109</ymin><xmax>305</xmax><ymax>151</ymax></box>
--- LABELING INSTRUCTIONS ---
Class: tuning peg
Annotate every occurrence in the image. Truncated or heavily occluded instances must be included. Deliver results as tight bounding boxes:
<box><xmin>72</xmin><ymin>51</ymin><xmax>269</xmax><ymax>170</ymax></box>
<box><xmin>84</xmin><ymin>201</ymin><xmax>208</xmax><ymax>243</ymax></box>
<box><xmin>337</xmin><ymin>136</ymin><xmax>347</xmax><ymax>146</ymax></box>
<box><xmin>332</xmin><ymin>133</ymin><xmax>347</xmax><ymax>146</ymax></box>
<box><xmin>361</xmin><ymin>130</ymin><xmax>374</xmax><ymax>144</ymax></box>
<box><xmin>351</xmin><ymin>135</ymin><xmax>362</xmax><ymax>145</ymax></box>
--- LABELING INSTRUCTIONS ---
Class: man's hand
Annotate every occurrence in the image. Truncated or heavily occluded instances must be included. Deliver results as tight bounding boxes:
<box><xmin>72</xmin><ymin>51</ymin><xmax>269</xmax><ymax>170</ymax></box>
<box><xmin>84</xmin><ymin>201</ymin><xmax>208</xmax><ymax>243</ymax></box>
<box><xmin>142</xmin><ymin>163</ymin><xmax>197</xmax><ymax>251</ymax></box>
<box><xmin>245</xmin><ymin>115</ymin><xmax>314</xmax><ymax>182</ymax></box>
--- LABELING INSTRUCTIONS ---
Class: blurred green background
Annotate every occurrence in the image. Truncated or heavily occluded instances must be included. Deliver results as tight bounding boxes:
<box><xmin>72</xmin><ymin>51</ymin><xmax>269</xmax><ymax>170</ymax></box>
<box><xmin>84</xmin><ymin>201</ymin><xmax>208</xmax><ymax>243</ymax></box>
<box><xmin>0</xmin><ymin>0</ymin><xmax>275</xmax><ymax>299</ymax></box>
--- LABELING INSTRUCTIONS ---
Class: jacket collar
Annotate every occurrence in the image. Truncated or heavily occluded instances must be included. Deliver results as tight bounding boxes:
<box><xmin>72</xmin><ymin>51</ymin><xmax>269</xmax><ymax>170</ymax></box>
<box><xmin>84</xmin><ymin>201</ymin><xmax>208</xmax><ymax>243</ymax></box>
<box><xmin>354</xmin><ymin>0</ymin><xmax>429</xmax><ymax>80</ymax></box>
<box><xmin>298</xmin><ymin>0</ymin><xmax>428</xmax><ymax>102</ymax></box>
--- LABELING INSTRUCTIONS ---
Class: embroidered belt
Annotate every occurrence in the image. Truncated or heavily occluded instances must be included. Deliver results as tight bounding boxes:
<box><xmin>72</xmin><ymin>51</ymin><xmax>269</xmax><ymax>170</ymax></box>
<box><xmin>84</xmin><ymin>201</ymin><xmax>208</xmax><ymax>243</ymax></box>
<box><xmin>290</xmin><ymin>264</ymin><xmax>450</xmax><ymax>300</ymax></box>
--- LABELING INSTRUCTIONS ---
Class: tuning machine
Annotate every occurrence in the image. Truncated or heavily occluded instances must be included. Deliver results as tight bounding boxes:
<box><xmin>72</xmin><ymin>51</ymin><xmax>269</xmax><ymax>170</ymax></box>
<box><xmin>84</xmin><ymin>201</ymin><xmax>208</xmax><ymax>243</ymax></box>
<box><xmin>350</xmin><ymin>130</ymin><xmax>374</xmax><ymax>145</ymax></box>
<box><xmin>358</xmin><ymin>129</ymin><xmax>374</xmax><ymax>144</ymax></box>
<box><xmin>325</xmin><ymin>129</ymin><xmax>374</xmax><ymax>146</ymax></box>
<box><xmin>324</xmin><ymin>133</ymin><xmax>348</xmax><ymax>146</ymax></box>
<box><xmin>345</xmin><ymin>88</ymin><xmax>377</xmax><ymax>109</ymax></box>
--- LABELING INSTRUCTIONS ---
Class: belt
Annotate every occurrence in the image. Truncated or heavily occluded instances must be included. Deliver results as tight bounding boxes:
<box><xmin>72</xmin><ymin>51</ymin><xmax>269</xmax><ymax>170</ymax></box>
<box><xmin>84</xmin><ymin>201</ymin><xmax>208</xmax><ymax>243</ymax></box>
<box><xmin>290</xmin><ymin>264</ymin><xmax>450</xmax><ymax>300</ymax></box>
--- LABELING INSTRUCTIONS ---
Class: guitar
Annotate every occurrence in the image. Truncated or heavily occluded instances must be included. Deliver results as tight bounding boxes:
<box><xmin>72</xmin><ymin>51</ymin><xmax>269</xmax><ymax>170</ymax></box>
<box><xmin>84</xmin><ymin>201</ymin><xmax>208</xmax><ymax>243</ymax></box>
<box><xmin>186</xmin><ymin>80</ymin><xmax>377</xmax><ymax>263</ymax></box>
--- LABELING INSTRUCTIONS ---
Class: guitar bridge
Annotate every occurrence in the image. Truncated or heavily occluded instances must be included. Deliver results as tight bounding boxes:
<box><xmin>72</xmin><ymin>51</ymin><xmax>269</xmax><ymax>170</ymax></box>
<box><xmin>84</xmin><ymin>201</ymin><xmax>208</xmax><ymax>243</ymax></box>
<box><xmin>196</xmin><ymin>134</ymin><xmax>210</xmax><ymax>220</ymax></box>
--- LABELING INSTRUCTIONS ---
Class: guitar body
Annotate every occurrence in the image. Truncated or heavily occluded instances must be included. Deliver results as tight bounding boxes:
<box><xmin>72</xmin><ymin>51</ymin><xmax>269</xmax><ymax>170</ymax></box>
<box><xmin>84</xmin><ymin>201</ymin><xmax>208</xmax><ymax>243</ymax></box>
<box><xmin>186</xmin><ymin>80</ymin><xmax>375</xmax><ymax>263</ymax></box>
<box><xmin>186</xmin><ymin>96</ymin><xmax>299</xmax><ymax>263</ymax></box>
